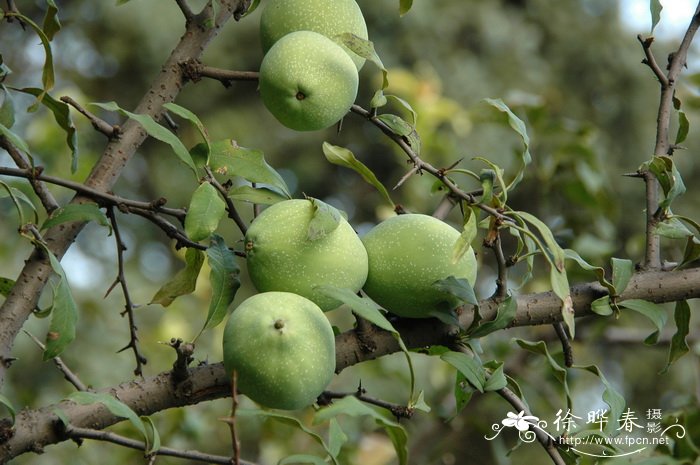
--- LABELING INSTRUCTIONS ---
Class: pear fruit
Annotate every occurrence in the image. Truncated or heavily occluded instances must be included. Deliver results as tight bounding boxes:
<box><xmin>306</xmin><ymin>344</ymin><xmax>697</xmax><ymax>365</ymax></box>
<box><xmin>245</xmin><ymin>198</ymin><xmax>368</xmax><ymax>311</ymax></box>
<box><xmin>259</xmin><ymin>30</ymin><xmax>359</xmax><ymax>131</ymax></box>
<box><xmin>362</xmin><ymin>214</ymin><xmax>478</xmax><ymax>318</ymax></box>
<box><xmin>260</xmin><ymin>0</ymin><xmax>368</xmax><ymax>71</ymax></box>
<box><xmin>222</xmin><ymin>292</ymin><xmax>335</xmax><ymax>410</ymax></box>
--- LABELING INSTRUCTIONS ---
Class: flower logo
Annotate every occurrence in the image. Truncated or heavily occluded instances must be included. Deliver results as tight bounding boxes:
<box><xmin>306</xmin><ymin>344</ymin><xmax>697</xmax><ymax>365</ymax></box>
<box><xmin>502</xmin><ymin>411</ymin><xmax>540</xmax><ymax>431</ymax></box>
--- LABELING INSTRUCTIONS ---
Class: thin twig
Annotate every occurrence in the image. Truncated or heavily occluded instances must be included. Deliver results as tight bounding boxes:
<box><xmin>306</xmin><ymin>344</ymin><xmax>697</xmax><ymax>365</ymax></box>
<box><xmin>204</xmin><ymin>167</ymin><xmax>248</xmax><ymax>235</ymax></box>
<box><xmin>64</xmin><ymin>424</ymin><xmax>255</xmax><ymax>465</ymax></box>
<box><xmin>106</xmin><ymin>207</ymin><xmax>147</xmax><ymax>376</ymax></box>
<box><xmin>60</xmin><ymin>96</ymin><xmax>121</xmax><ymax>139</ymax></box>
<box><xmin>496</xmin><ymin>386</ymin><xmax>566</xmax><ymax>465</ymax></box>
<box><xmin>0</xmin><ymin>166</ymin><xmax>185</xmax><ymax>220</ymax></box>
<box><xmin>0</xmin><ymin>137</ymin><xmax>59</xmax><ymax>214</ymax></box>
<box><xmin>23</xmin><ymin>331</ymin><xmax>88</xmax><ymax>391</ymax></box>
<box><xmin>319</xmin><ymin>387</ymin><xmax>414</xmax><ymax>420</ymax></box>
<box><xmin>552</xmin><ymin>322</ymin><xmax>573</xmax><ymax>367</ymax></box>
<box><xmin>228</xmin><ymin>371</ymin><xmax>241</xmax><ymax>465</ymax></box>
<box><xmin>180</xmin><ymin>59</ymin><xmax>259</xmax><ymax>87</ymax></box>
<box><xmin>174</xmin><ymin>0</ymin><xmax>195</xmax><ymax>21</ymax></box>
<box><xmin>486</xmin><ymin>234</ymin><xmax>508</xmax><ymax>299</ymax></box>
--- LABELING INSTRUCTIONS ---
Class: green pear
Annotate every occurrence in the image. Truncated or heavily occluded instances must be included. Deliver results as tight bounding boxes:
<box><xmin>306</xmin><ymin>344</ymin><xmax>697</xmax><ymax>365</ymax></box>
<box><xmin>259</xmin><ymin>30</ymin><xmax>359</xmax><ymax>131</ymax></box>
<box><xmin>245</xmin><ymin>198</ymin><xmax>368</xmax><ymax>311</ymax></box>
<box><xmin>222</xmin><ymin>292</ymin><xmax>335</xmax><ymax>410</ymax></box>
<box><xmin>362</xmin><ymin>214</ymin><xmax>478</xmax><ymax>318</ymax></box>
<box><xmin>260</xmin><ymin>0</ymin><xmax>368</xmax><ymax>71</ymax></box>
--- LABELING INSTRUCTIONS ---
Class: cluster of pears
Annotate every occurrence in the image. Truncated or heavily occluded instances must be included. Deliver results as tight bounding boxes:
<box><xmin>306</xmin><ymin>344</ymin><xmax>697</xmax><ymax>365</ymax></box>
<box><xmin>258</xmin><ymin>0</ymin><xmax>368</xmax><ymax>131</ymax></box>
<box><xmin>223</xmin><ymin>198</ymin><xmax>477</xmax><ymax>410</ymax></box>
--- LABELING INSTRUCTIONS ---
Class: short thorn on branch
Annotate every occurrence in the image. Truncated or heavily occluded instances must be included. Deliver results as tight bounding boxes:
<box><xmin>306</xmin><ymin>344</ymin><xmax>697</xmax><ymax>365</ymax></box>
<box><xmin>318</xmin><ymin>385</ymin><xmax>415</xmax><ymax>421</ymax></box>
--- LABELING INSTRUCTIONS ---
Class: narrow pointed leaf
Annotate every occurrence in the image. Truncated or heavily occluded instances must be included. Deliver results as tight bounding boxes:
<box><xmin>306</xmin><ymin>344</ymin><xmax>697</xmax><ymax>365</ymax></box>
<box><xmin>163</xmin><ymin>102</ymin><xmax>210</xmax><ymax>156</ymax></box>
<box><xmin>41</xmin><ymin>245</ymin><xmax>77</xmax><ymax>360</ymax></box>
<box><xmin>202</xmin><ymin>140</ymin><xmax>291</xmax><ymax>197</ymax></box>
<box><xmin>432</xmin><ymin>276</ymin><xmax>478</xmax><ymax>307</ymax></box>
<box><xmin>0</xmin><ymin>393</ymin><xmax>15</xmax><ymax>424</ymax></box>
<box><xmin>322</xmin><ymin>142</ymin><xmax>394</xmax><ymax>206</ymax></box>
<box><xmin>41</xmin><ymin>203</ymin><xmax>110</xmax><ymax>232</ymax></box>
<box><xmin>42</xmin><ymin>0</ymin><xmax>62</xmax><ymax>40</ymax></box>
<box><xmin>150</xmin><ymin>248</ymin><xmax>204</xmax><ymax>307</ymax></box>
<box><xmin>0</xmin><ymin>122</ymin><xmax>32</xmax><ymax>159</ymax></box>
<box><xmin>227</xmin><ymin>185</ymin><xmax>288</xmax><ymax>205</ymax></box>
<box><xmin>564</xmin><ymin>249</ymin><xmax>615</xmax><ymax>295</ymax></box>
<box><xmin>483</xmin><ymin>98</ymin><xmax>531</xmax><ymax>191</ymax></box>
<box><xmin>399</xmin><ymin>0</ymin><xmax>413</xmax><ymax>16</ymax></box>
<box><xmin>618</xmin><ymin>299</ymin><xmax>668</xmax><ymax>344</ymax></box>
<box><xmin>515</xmin><ymin>339</ymin><xmax>572</xmax><ymax>409</ymax></box>
<box><xmin>452</xmin><ymin>208</ymin><xmax>477</xmax><ymax>264</ymax></box>
<box><xmin>68</xmin><ymin>392</ymin><xmax>148</xmax><ymax>441</ymax></box>
<box><xmin>650</xmin><ymin>0</ymin><xmax>663</xmax><ymax>32</ymax></box>
<box><xmin>334</xmin><ymin>33</ymin><xmax>388</xmax><ymax>89</ymax></box>
<box><xmin>201</xmin><ymin>234</ymin><xmax>240</xmax><ymax>332</ymax></box>
<box><xmin>92</xmin><ymin>101</ymin><xmax>197</xmax><ymax>173</ymax></box>
<box><xmin>611</xmin><ymin>258</ymin><xmax>634</xmax><ymax>295</ymax></box>
<box><xmin>307</xmin><ymin>197</ymin><xmax>341</xmax><ymax>241</ymax></box>
<box><xmin>14</xmin><ymin>88</ymin><xmax>77</xmax><ymax>171</ymax></box>
<box><xmin>468</xmin><ymin>295</ymin><xmax>517</xmax><ymax>338</ymax></box>
<box><xmin>661</xmin><ymin>300</ymin><xmax>690</xmax><ymax>373</ymax></box>
<box><xmin>185</xmin><ymin>182</ymin><xmax>226</xmax><ymax>241</ymax></box>
<box><xmin>440</xmin><ymin>351</ymin><xmax>486</xmax><ymax>393</ymax></box>
<box><xmin>483</xmin><ymin>362</ymin><xmax>507</xmax><ymax>391</ymax></box>
<box><xmin>573</xmin><ymin>364</ymin><xmax>626</xmax><ymax>435</ymax></box>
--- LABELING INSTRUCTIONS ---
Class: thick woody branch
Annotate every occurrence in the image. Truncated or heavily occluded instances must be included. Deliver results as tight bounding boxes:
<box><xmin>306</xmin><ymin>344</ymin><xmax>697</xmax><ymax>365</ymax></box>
<box><xmin>2</xmin><ymin>267</ymin><xmax>698</xmax><ymax>462</ymax></box>
<box><xmin>0</xmin><ymin>0</ymin><xmax>250</xmax><ymax>388</ymax></box>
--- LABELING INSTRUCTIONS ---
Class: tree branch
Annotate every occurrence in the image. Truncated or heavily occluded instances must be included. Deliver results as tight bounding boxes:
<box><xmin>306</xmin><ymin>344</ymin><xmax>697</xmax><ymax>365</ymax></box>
<box><xmin>0</xmin><ymin>0</ymin><xmax>250</xmax><ymax>388</ymax></box>
<box><xmin>2</xmin><ymin>267</ymin><xmax>696</xmax><ymax>462</ymax></box>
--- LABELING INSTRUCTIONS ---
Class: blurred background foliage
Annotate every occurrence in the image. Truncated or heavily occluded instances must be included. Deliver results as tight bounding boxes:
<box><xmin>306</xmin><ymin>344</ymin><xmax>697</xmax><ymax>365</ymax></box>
<box><xmin>1</xmin><ymin>0</ymin><xmax>700</xmax><ymax>464</ymax></box>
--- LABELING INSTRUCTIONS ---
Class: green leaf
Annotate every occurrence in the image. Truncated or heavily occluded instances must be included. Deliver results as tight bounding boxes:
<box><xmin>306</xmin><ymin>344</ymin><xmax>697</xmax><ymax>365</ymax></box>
<box><xmin>483</xmin><ymin>98</ymin><xmax>531</xmax><ymax>191</ymax></box>
<box><xmin>41</xmin><ymin>246</ymin><xmax>78</xmax><ymax>360</ymax></box>
<box><xmin>590</xmin><ymin>296</ymin><xmax>613</xmax><ymax>316</ymax></box>
<box><xmin>163</xmin><ymin>102</ymin><xmax>210</xmax><ymax>156</ymax></box>
<box><xmin>92</xmin><ymin>101</ymin><xmax>197</xmax><ymax>173</ymax></box>
<box><xmin>314</xmin><ymin>397</ymin><xmax>408</xmax><ymax>465</ymax></box>
<box><xmin>0</xmin><ymin>122</ymin><xmax>32</xmax><ymax>160</ymax></box>
<box><xmin>611</xmin><ymin>257</ymin><xmax>634</xmax><ymax>295</ymax></box>
<box><xmin>0</xmin><ymin>181</ymin><xmax>38</xmax><ymax>224</ymax></box>
<box><xmin>0</xmin><ymin>277</ymin><xmax>15</xmax><ymax>298</ymax></box>
<box><xmin>410</xmin><ymin>390</ymin><xmax>431</xmax><ymax>413</ymax></box>
<box><xmin>564</xmin><ymin>249</ymin><xmax>615</xmax><ymax>295</ymax></box>
<box><xmin>550</xmin><ymin>266</ymin><xmax>575</xmax><ymax>338</ymax></box>
<box><xmin>618</xmin><ymin>299</ymin><xmax>668</xmax><ymax>344</ymax></box>
<box><xmin>150</xmin><ymin>248</ymin><xmax>204</xmax><ymax>307</ymax></box>
<box><xmin>200</xmin><ymin>234</ymin><xmax>240</xmax><ymax>333</ymax></box>
<box><xmin>141</xmin><ymin>416</ymin><xmax>161</xmax><ymax>455</ymax></box>
<box><xmin>453</xmin><ymin>207</ymin><xmax>477</xmax><ymax>264</ymax></box>
<box><xmin>514</xmin><ymin>211</ymin><xmax>565</xmax><ymax>271</ymax></box>
<box><xmin>0</xmin><ymin>393</ymin><xmax>15</xmax><ymax>424</ymax></box>
<box><xmin>440</xmin><ymin>351</ymin><xmax>486</xmax><ymax>393</ymax></box>
<box><xmin>13</xmin><ymin>88</ymin><xmax>78</xmax><ymax>172</ymax></box>
<box><xmin>674</xmin><ymin>96</ymin><xmax>689</xmax><ymax>144</ymax></box>
<box><xmin>279</xmin><ymin>455</ymin><xmax>328</xmax><ymax>465</ymax></box>
<box><xmin>238</xmin><ymin>409</ymin><xmax>339</xmax><ymax>465</ymax></box>
<box><xmin>679</xmin><ymin>235</ymin><xmax>700</xmax><ymax>269</ymax></box>
<box><xmin>385</xmin><ymin>94</ymin><xmax>417</xmax><ymax>126</ymax></box>
<box><xmin>483</xmin><ymin>362</ymin><xmax>507</xmax><ymax>392</ymax></box>
<box><xmin>646</xmin><ymin>156</ymin><xmax>686</xmax><ymax>211</ymax></box>
<box><xmin>370</xmin><ymin>89</ymin><xmax>388</xmax><ymax>109</ymax></box>
<box><xmin>474</xmin><ymin>158</ymin><xmax>508</xmax><ymax>205</ymax></box>
<box><xmin>307</xmin><ymin>197</ymin><xmax>341</xmax><ymax>241</ymax></box>
<box><xmin>573</xmin><ymin>364</ymin><xmax>626</xmax><ymax>436</ymax></box>
<box><xmin>42</xmin><ymin>0</ymin><xmax>62</xmax><ymax>40</ymax></box>
<box><xmin>650</xmin><ymin>0</ymin><xmax>663</xmax><ymax>33</ymax></box>
<box><xmin>41</xmin><ymin>203</ymin><xmax>110</xmax><ymax>232</ymax></box>
<box><xmin>468</xmin><ymin>295</ymin><xmax>517</xmax><ymax>339</ymax></box>
<box><xmin>515</xmin><ymin>339</ymin><xmax>571</xmax><ymax>409</ymax></box>
<box><xmin>334</xmin><ymin>33</ymin><xmax>388</xmax><ymax>89</ymax></box>
<box><xmin>67</xmin><ymin>392</ymin><xmax>148</xmax><ymax>442</ymax></box>
<box><xmin>322</xmin><ymin>142</ymin><xmax>394</xmax><ymax>207</ymax></box>
<box><xmin>227</xmin><ymin>185</ymin><xmax>288</xmax><ymax>205</ymax></box>
<box><xmin>4</xmin><ymin>12</ymin><xmax>54</xmax><ymax>103</ymax></box>
<box><xmin>315</xmin><ymin>285</ymin><xmax>416</xmax><ymax>399</ymax></box>
<box><xmin>327</xmin><ymin>418</ymin><xmax>347</xmax><ymax>458</ymax></box>
<box><xmin>376</xmin><ymin>113</ymin><xmax>412</xmax><ymax>136</ymax></box>
<box><xmin>0</xmin><ymin>85</ymin><xmax>15</xmax><ymax>128</ymax></box>
<box><xmin>432</xmin><ymin>276</ymin><xmax>478</xmax><ymax>307</ymax></box>
<box><xmin>654</xmin><ymin>216</ymin><xmax>694</xmax><ymax>239</ymax></box>
<box><xmin>185</xmin><ymin>182</ymin><xmax>226</xmax><ymax>241</ymax></box>
<box><xmin>203</xmin><ymin>140</ymin><xmax>291</xmax><ymax>197</ymax></box>
<box><xmin>661</xmin><ymin>300</ymin><xmax>690</xmax><ymax>374</ymax></box>
<box><xmin>399</xmin><ymin>0</ymin><xmax>413</xmax><ymax>16</ymax></box>
<box><xmin>452</xmin><ymin>371</ymin><xmax>475</xmax><ymax>417</ymax></box>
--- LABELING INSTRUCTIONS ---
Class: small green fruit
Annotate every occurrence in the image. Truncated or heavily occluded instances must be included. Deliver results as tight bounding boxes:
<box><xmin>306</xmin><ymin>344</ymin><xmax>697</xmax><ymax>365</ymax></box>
<box><xmin>222</xmin><ymin>292</ymin><xmax>335</xmax><ymax>410</ymax></box>
<box><xmin>245</xmin><ymin>198</ymin><xmax>368</xmax><ymax>311</ymax></box>
<box><xmin>259</xmin><ymin>31</ymin><xmax>359</xmax><ymax>131</ymax></box>
<box><xmin>260</xmin><ymin>0</ymin><xmax>369</xmax><ymax>71</ymax></box>
<box><xmin>362</xmin><ymin>214</ymin><xmax>477</xmax><ymax>318</ymax></box>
